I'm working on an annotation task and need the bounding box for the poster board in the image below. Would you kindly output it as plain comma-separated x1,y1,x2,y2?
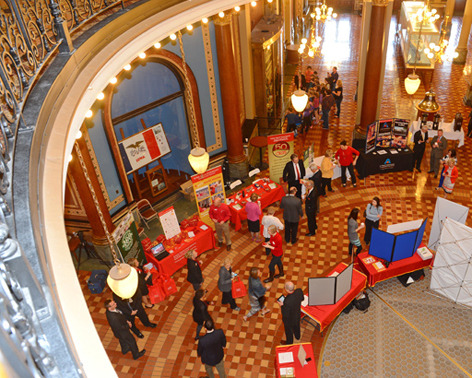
365,121,378,154
308,264,353,305
112,212,145,264
303,143,315,169
392,119,409,148
191,166,225,228
118,123,171,173
376,119,393,148
158,206,181,240
267,133,295,183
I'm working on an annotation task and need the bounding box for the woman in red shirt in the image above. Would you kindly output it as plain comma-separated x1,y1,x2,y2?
262,225,284,283
335,140,360,187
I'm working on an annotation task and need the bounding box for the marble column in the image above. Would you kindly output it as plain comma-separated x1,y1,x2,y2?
214,14,248,178
454,0,472,64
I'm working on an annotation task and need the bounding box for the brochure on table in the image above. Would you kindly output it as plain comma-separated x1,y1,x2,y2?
158,206,181,240
267,133,295,183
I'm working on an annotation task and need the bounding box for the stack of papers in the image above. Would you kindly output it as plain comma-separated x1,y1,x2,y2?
362,256,376,265
200,224,208,231
278,352,294,364
279,367,294,377
233,204,242,210
417,246,433,260
269,183,277,189
373,261,386,271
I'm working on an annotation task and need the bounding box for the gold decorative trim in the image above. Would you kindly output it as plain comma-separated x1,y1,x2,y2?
213,13,232,26
202,23,223,152
83,128,125,209
372,0,390,6
65,175,87,217
231,15,246,123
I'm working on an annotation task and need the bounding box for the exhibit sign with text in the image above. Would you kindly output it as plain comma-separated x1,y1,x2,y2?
376,119,393,148
118,123,171,173
392,119,410,148
112,212,145,263
267,133,295,183
191,166,225,228
158,206,181,240
365,122,378,154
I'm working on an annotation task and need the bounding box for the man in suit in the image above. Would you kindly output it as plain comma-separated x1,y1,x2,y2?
413,124,428,172
113,288,157,338
429,129,448,178
283,154,305,198
278,281,304,345
304,180,318,237
307,162,323,196
280,187,303,246
105,299,146,360
197,319,227,378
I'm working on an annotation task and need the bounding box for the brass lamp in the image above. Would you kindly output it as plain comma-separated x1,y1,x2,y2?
417,90,440,112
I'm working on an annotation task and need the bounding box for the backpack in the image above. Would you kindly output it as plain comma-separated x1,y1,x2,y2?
353,292,371,312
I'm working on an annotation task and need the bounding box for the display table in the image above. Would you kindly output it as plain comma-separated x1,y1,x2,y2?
301,263,367,332
410,121,464,148
355,244,433,287
228,179,285,231
275,343,317,378
357,148,414,178
144,221,215,276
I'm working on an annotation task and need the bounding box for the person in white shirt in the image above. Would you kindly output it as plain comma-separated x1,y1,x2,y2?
261,207,284,255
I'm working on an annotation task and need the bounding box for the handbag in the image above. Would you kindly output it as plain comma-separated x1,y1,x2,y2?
148,282,166,304
231,276,247,298
157,265,178,297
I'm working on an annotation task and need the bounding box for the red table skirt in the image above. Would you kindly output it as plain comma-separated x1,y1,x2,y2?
274,343,317,378
228,181,285,231
355,243,433,287
301,263,367,332
145,222,215,276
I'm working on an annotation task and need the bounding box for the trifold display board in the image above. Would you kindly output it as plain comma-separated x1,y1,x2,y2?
369,219,427,263
308,264,353,306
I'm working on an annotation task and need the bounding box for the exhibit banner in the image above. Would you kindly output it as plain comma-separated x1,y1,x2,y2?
113,212,145,264
303,143,315,169
376,119,393,148
365,122,378,154
158,206,181,240
267,133,295,183
118,123,171,173
392,119,410,148
191,166,225,228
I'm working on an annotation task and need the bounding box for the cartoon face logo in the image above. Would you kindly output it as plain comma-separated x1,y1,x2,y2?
272,142,290,158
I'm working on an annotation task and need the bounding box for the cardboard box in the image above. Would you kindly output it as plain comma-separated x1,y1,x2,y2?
180,180,195,201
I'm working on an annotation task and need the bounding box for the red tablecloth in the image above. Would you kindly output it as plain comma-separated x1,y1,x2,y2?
355,243,433,287
228,179,285,231
275,343,317,378
301,263,367,332
145,221,215,276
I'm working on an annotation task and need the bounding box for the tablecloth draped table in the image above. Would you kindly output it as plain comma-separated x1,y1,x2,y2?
355,243,433,287
274,342,317,378
410,121,464,148
356,148,414,178
144,221,215,276
300,263,367,333
228,179,285,231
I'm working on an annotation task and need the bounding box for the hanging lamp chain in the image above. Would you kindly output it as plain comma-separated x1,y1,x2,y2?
177,31,199,149
73,141,121,266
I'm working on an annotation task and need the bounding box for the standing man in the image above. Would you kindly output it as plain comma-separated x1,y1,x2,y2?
285,107,301,133
280,187,303,245
304,180,318,237
278,281,304,345
263,225,284,283
306,162,323,196
197,319,227,378
321,89,335,130
104,299,146,360
429,129,448,178
328,66,339,91
283,153,305,198
335,140,360,187
413,124,429,172
209,197,232,251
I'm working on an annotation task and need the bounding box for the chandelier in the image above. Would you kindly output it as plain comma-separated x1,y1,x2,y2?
412,1,440,24
298,11,323,57
313,0,337,22
424,18,458,63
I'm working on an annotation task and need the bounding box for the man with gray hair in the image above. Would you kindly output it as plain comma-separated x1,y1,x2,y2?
304,180,318,237
278,281,304,345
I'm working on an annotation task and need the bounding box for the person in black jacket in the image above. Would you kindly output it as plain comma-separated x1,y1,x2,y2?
217,259,240,311
186,249,203,290
192,289,212,340
278,281,304,345
104,299,145,360
282,154,305,198
197,319,227,378
304,180,318,237
113,288,157,338
128,258,153,308
413,124,429,172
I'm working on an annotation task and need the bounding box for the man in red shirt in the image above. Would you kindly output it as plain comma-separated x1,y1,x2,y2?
335,140,360,187
262,225,284,283
209,197,232,251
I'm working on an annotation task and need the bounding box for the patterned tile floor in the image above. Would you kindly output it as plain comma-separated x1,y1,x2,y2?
78,14,472,377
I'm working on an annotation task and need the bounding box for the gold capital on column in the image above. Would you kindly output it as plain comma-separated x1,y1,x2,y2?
214,13,233,26
372,0,389,6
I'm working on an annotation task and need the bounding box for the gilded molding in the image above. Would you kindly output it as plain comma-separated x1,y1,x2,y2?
214,13,232,26
64,175,87,217
372,0,390,6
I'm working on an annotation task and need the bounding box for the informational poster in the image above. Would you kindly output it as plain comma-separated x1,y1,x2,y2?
376,119,393,148
118,123,171,173
112,212,145,264
191,166,225,228
365,121,378,154
392,119,410,148
158,206,181,240
303,143,314,169
267,133,295,183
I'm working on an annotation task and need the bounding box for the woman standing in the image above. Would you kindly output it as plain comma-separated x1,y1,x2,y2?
186,249,203,291
263,225,284,283
245,193,262,242
436,149,457,190
217,258,240,311
348,208,365,256
332,79,343,118
442,158,459,197
321,149,336,195
261,207,284,255
364,197,383,245
192,289,212,340
127,258,153,308
243,267,271,322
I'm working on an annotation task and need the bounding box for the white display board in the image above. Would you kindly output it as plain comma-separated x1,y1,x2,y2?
430,218,472,308
386,219,423,234
428,197,469,251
